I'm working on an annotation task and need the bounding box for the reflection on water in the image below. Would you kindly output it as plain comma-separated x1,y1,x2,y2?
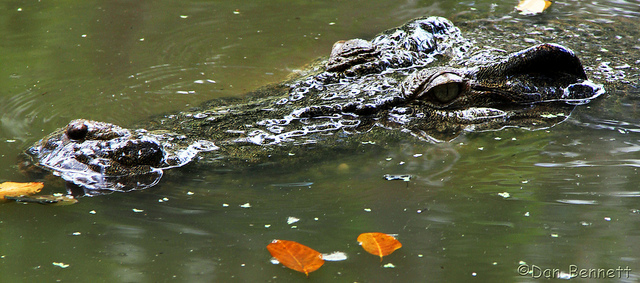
1,0,640,281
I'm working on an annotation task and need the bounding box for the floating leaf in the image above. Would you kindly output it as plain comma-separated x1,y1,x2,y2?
357,232,402,261
267,239,324,276
0,182,44,201
516,0,553,15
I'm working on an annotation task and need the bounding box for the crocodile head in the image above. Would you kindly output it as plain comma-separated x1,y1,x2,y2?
24,120,217,196
23,17,603,195
387,43,603,141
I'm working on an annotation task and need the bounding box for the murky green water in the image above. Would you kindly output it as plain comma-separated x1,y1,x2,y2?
1,0,640,281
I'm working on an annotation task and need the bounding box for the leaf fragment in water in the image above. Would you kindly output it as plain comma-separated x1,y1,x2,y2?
0,182,43,200
516,0,553,15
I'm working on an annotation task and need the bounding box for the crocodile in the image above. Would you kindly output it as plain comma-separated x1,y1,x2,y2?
23,16,604,196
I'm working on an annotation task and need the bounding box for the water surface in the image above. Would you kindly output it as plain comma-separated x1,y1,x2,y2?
1,0,640,281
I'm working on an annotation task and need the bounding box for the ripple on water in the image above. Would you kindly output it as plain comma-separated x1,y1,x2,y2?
577,116,640,134
0,90,60,143
607,191,640,198
269,182,314,188
536,159,640,168
125,63,218,108
581,0,640,19
556,190,640,206
556,199,599,205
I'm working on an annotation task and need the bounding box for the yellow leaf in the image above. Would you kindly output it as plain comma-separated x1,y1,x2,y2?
0,182,44,201
267,239,324,276
516,0,552,14
357,232,402,261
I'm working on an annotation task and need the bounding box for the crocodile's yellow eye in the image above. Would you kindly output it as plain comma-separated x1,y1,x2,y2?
426,73,463,103
431,82,460,103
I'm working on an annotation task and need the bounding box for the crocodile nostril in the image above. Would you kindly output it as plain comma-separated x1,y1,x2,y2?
66,121,89,140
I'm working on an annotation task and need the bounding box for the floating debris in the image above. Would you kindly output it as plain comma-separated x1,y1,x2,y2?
383,263,396,268
5,194,77,205
383,174,412,182
52,262,70,268
498,192,511,198
558,271,572,280
321,251,347,261
287,217,300,225
541,113,563,118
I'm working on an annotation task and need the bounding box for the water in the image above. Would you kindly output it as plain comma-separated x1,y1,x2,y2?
1,0,640,281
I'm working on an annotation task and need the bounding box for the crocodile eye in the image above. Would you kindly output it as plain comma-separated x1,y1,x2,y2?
424,73,464,104
66,121,88,140
431,82,460,103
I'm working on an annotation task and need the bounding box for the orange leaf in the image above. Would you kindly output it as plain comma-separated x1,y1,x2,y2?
267,239,324,276
516,0,553,14
0,182,44,201
357,232,402,261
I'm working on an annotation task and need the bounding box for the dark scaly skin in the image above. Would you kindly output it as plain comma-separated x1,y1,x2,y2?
22,17,604,196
